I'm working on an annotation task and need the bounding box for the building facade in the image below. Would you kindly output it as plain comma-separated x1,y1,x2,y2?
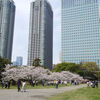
13,56,23,66
62,0,100,67
16,56,23,66
27,0,53,69
0,0,15,60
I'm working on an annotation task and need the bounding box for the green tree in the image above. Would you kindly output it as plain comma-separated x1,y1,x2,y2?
81,62,100,79
0,56,12,79
81,62,99,72
32,58,41,67
53,63,81,73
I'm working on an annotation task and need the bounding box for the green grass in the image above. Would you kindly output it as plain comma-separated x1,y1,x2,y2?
47,86,100,100
0,83,71,89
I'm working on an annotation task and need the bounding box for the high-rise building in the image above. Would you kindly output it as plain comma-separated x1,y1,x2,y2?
13,56,23,66
0,0,15,60
27,0,53,69
16,56,23,66
61,0,100,67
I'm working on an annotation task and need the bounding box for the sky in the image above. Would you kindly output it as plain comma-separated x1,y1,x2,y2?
12,0,61,65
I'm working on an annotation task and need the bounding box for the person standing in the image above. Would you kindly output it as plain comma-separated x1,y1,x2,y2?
90,81,93,88
95,81,98,88
36,81,38,86
42,80,45,86
56,80,58,89
17,80,21,92
8,81,11,89
32,80,35,87
87,81,90,87
93,81,96,88
1,80,4,88
22,81,26,92
5,81,8,88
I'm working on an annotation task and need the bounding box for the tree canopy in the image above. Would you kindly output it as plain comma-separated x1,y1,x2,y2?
53,62,100,80
2,65,83,82
80,62,100,79
81,62,99,72
32,58,41,67
53,63,81,73
0,56,12,79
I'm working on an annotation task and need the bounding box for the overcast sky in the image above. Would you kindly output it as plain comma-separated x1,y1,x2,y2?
12,0,61,65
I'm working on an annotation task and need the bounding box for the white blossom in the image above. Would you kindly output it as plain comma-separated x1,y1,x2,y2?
2,65,84,82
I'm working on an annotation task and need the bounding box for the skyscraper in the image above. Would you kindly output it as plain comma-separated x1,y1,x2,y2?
13,56,23,66
28,0,53,69
0,0,15,60
16,56,23,66
62,0,100,67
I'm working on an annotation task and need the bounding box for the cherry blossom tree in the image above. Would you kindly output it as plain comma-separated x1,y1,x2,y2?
2,65,84,82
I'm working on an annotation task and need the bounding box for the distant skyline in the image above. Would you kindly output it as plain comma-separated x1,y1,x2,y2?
12,0,61,65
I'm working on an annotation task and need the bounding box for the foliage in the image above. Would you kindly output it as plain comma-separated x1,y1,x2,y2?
0,56,12,79
81,62,99,72
80,62,100,79
32,58,41,67
53,62,100,80
53,63,81,73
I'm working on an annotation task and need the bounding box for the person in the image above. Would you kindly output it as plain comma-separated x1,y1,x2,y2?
8,81,11,89
5,81,8,88
87,81,90,87
74,80,77,85
32,80,35,87
54,80,56,86
42,80,45,86
17,80,21,92
1,80,4,88
90,81,93,88
36,81,38,86
22,81,26,92
95,81,98,88
64,81,67,86
56,80,58,89
93,81,95,88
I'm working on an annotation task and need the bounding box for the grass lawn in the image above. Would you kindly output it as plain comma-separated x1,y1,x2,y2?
0,83,71,89
47,85,100,100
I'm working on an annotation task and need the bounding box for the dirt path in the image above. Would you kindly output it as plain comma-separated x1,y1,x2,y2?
0,85,86,100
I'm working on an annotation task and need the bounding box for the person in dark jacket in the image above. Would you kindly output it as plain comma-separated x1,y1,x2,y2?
17,80,21,92
95,81,98,88
5,81,8,88
8,81,11,89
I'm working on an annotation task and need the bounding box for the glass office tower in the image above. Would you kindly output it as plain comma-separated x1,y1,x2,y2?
62,0,100,67
0,0,16,60
27,0,53,69
16,56,23,66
